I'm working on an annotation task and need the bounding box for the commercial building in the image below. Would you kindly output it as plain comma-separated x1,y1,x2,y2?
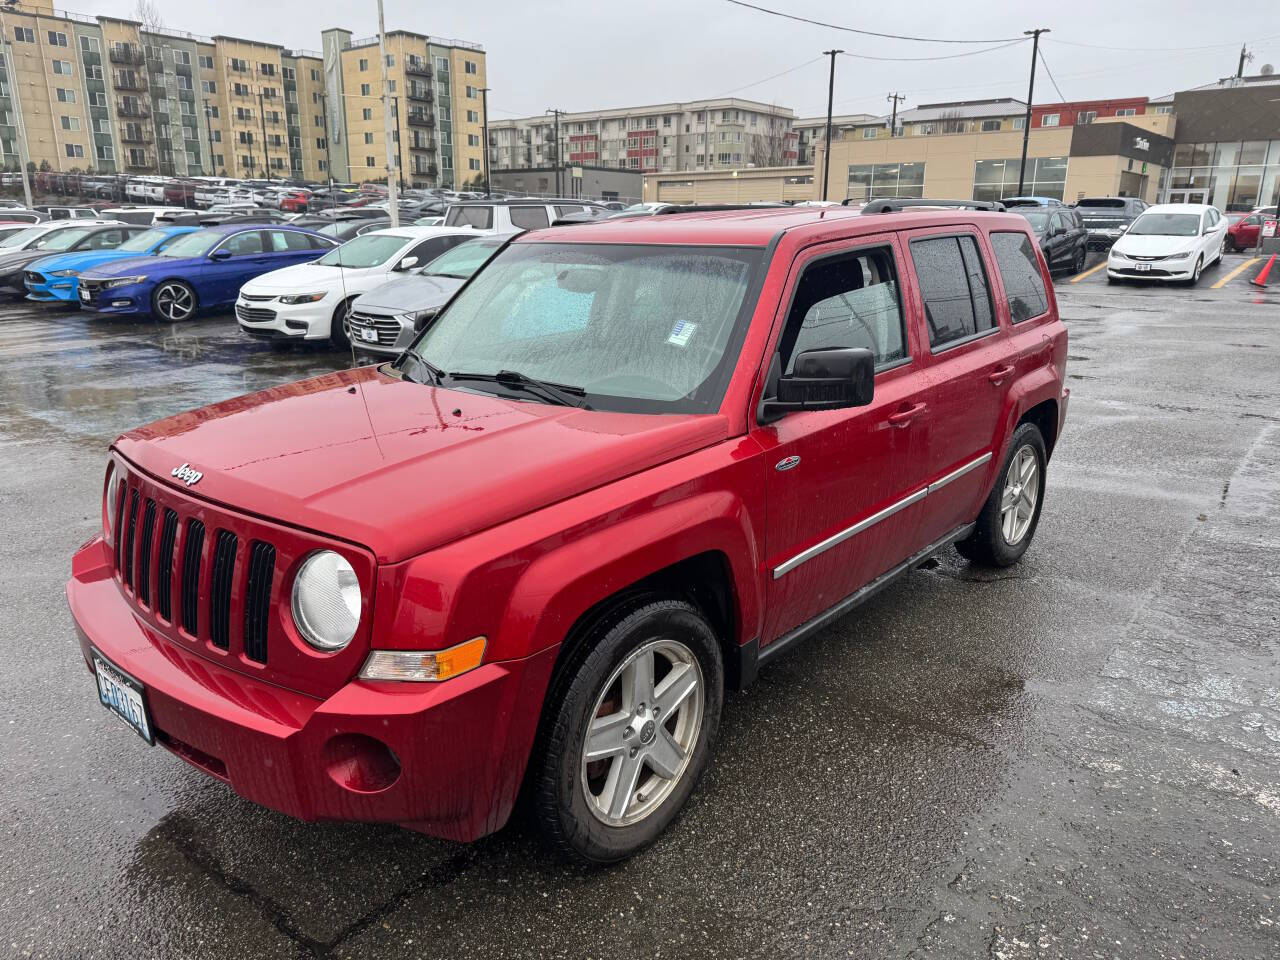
487,165,642,203
0,0,484,187
487,98,797,177
793,113,875,164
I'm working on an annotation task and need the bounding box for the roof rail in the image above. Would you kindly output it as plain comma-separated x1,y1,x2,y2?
653,202,792,215
849,198,1007,213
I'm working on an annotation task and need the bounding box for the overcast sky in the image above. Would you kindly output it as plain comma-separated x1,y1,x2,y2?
97,0,1280,120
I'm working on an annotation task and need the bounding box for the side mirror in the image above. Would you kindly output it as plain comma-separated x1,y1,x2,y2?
759,348,875,423
396,256,418,271
208,248,232,261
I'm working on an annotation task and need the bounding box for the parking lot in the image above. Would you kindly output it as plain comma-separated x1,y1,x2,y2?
2,249,1279,959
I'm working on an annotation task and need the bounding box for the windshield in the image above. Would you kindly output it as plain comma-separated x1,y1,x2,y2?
405,242,763,414
619,203,662,214
34,227,96,251
315,233,410,268
1014,210,1050,231
0,226,46,249
1077,198,1126,209
158,230,222,258
1127,213,1200,237
118,228,169,253
422,238,502,278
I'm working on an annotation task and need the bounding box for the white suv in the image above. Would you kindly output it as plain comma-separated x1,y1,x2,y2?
443,200,600,233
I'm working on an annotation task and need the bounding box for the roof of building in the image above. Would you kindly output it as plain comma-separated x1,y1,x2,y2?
793,113,878,130
896,98,1028,123
489,97,796,128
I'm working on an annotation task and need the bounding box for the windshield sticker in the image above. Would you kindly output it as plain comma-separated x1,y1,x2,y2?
667,320,697,347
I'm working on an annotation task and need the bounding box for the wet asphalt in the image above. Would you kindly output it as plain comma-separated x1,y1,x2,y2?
1,253,1278,959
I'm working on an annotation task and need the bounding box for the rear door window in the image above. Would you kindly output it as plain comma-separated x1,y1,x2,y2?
910,235,997,349
267,229,313,252
779,245,909,372
445,206,494,229
217,230,266,256
405,234,469,267
509,206,551,230
989,231,1049,323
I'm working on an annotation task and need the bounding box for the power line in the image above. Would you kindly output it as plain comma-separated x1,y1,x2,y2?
838,38,1027,63
722,0,1024,44
714,55,825,97
1045,33,1280,53
1037,46,1066,103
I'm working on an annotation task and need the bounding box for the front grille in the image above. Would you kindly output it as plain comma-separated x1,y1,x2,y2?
209,531,238,650
1127,254,1169,262
236,303,277,322
25,271,43,284
80,278,104,303
180,518,205,636
239,293,276,302
243,541,275,664
1114,267,1175,277
347,310,404,346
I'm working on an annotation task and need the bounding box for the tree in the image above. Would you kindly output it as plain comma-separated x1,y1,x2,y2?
749,115,792,168
39,159,51,172
135,0,164,33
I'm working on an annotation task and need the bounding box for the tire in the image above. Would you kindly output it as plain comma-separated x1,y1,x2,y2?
330,297,355,348
1072,247,1086,274
1186,255,1204,286
956,422,1048,568
151,280,197,321
531,599,724,865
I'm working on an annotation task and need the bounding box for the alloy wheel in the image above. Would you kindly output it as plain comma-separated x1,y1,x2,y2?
999,445,1039,546
1192,256,1203,283
580,638,704,827
154,282,195,321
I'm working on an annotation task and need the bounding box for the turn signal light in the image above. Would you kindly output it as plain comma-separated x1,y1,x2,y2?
358,636,487,682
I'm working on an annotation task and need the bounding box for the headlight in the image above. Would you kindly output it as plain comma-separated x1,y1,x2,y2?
103,462,118,546
51,269,77,277
291,550,362,651
1167,251,1191,260
104,275,145,288
279,291,326,304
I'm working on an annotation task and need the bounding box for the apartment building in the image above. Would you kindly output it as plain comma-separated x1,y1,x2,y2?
488,97,798,177
0,0,484,187
792,113,876,164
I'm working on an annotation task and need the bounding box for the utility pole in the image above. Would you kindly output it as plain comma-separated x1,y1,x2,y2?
258,90,270,181
391,95,404,191
318,90,335,210
1017,28,1048,196
480,86,490,197
546,108,562,196
1,25,33,206
1237,44,1251,78
376,0,399,225
203,98,216,175
887,93,905,139
821,49,842,201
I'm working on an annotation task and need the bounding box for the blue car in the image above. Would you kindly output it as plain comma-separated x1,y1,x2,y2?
77,223,338,321
25,225,199,303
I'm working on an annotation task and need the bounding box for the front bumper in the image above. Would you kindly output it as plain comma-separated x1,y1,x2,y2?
346,307,417,360
236,295,336,341
1106,255,1196,281
78,280,151,315
68,536,557,842
0,270,27,297
25,273,79,302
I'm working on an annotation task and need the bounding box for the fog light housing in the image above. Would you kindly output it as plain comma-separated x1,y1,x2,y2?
322,733,401,793
359,636,486,682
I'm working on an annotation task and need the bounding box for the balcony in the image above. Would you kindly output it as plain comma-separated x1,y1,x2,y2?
408,139,435,153
407,85,433,103
109,46,144,66
412,164,438,178
125,153,153,170
404,58,431,77
119,128,153,145
112,72,147,91
116,100,152,119
406,112,434,128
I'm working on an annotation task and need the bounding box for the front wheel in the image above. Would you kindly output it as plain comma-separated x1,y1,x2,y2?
957,422,1048,567
532,599,723,864
1072,247,1087,274
152,280,197,321
330,297,355,348
1187,254,1204,286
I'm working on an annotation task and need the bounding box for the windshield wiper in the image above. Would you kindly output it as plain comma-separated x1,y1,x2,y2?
445,369,590,409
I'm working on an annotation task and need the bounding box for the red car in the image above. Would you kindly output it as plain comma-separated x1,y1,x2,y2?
69,203,1068,863
1226,209,1273,252
279,190,310,213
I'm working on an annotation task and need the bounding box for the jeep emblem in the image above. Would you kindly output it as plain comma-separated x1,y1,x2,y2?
171,463,203,486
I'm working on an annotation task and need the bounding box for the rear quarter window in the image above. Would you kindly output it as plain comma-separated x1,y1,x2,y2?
509,206,551,230
989,231,1049,323
445,206,493,230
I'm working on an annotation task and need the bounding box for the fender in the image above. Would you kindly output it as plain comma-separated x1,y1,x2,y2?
999,361,1063,468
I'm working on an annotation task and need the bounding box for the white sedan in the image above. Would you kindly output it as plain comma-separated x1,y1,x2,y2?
235,226,476,347
1107,203,1228,285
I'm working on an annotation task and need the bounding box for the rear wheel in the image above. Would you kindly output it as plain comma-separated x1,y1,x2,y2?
151,280,197,321
532,599,723,864
957,422,1047,567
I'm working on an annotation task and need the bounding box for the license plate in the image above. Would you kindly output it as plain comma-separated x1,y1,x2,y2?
91,649,154,744
359,327,378,342
1135,263,1151,272
79,287,90,300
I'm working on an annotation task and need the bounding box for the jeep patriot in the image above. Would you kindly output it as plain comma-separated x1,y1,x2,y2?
69,204,1068,863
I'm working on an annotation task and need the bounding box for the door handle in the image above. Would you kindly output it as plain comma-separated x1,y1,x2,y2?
887,402,926,427
988,365,1015,384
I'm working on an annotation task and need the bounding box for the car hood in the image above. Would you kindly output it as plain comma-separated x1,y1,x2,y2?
1111,235,1200,258
28,248,138,275
113,365,729,564
352,273,464,313
0,248,65,271
241,261,367,294
80,254,199,279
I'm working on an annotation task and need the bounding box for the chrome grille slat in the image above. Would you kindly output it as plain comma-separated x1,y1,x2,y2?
236,303,277,322
348,311,404,345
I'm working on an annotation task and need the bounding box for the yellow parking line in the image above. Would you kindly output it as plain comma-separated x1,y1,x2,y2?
1069,260,1108,283
1212,257,1259,289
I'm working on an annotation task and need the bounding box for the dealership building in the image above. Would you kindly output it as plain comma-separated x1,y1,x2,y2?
643,78,1280,211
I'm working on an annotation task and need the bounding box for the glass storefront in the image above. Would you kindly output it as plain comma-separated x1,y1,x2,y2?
972,156,1068,202
847,162,925,201
1164,140,1280,210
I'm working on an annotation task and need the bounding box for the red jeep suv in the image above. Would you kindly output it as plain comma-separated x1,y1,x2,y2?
69,202,1068,863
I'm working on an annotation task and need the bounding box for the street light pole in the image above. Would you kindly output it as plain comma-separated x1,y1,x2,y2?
821,49,843,202
391,95,404,191
318,90,335,211
203,97,216,175
376,0,399,226
258,90,271,181
546,108,562,196
1016,28,1048,196
480,86,490,197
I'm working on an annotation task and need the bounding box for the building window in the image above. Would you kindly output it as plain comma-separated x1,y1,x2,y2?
464,60,477,74
361,83,371,96
173,50,190,65
468,133,479,146
230,57,247,72
385,54,394,67
1078,111,1096,125
52,59,73,76
916,122,935,136
366,156,376,167
981,119,1002,132
466,110,479,123
847,161,927,201
13,27,34,43
199,55,215,69
862,127,877,139
972,156,1068,202
364,131,374,144
1116,107,1137,117
1012,117,1026,130
362,107,372,120
64,143,84,158
97,144,114,161
208,105,219,118
48,30,67,47
465,85,476,98
469,157,480,170
359,58,369,71
60,116,80,131
202,80,216,93
80,36,100,53
56,88,76,103
1040,113,1059,127
1152,105,1172,115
